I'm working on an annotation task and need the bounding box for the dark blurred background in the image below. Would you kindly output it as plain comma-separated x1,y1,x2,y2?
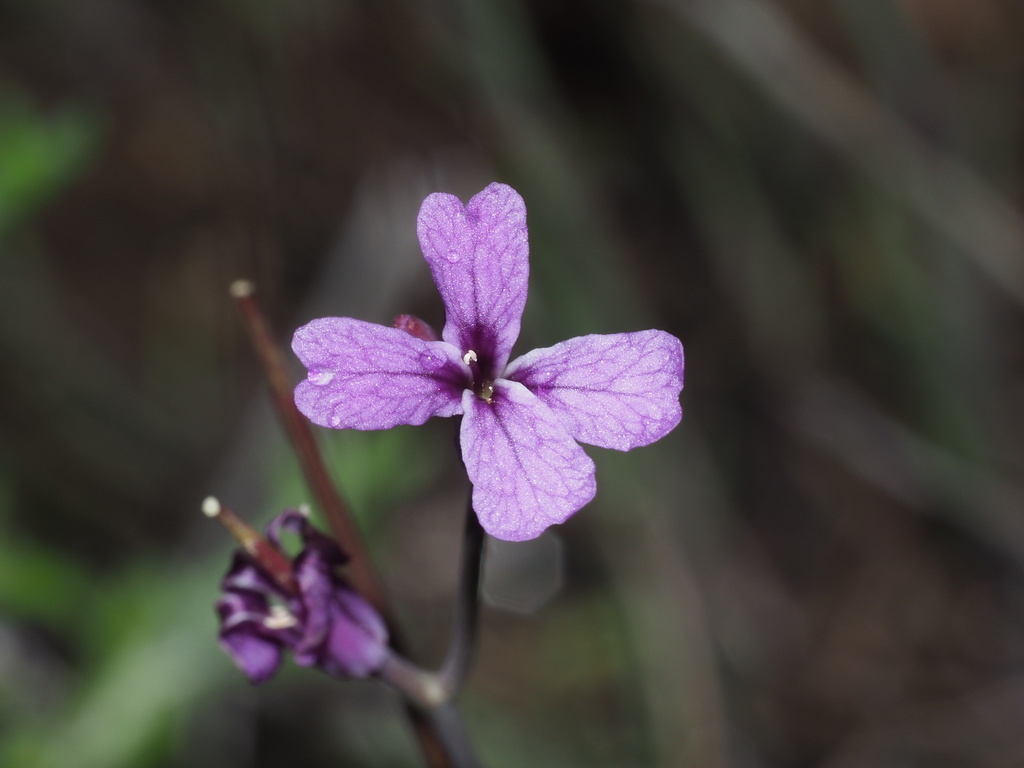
3,0,1024,765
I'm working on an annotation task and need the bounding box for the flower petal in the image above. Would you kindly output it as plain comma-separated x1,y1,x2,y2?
504,331,684,451
216,589,294,685
460,381,596,541
317,590,389,678
292,317,467,430
416,183,529,374
292,547,334,659
220,553,282,598
218,626,284,684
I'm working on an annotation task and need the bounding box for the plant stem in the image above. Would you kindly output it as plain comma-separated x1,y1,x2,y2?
377,493,485,767
230,280,387,614
424,704,482,768
377,494,485,705
437,494,485,696
229,280,479,768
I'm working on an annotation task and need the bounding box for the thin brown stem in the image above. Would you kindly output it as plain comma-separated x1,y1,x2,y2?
230,280,387,615
202,496,299,595
229,280,474,768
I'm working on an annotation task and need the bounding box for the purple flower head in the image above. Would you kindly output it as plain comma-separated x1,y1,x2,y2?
293,183,684,541
216,509,388,684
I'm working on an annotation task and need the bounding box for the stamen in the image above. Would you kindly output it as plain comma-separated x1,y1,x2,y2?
202,496,299,595
202,496,222,518
460,349,494,403
264,605,299,630
229,279,255,299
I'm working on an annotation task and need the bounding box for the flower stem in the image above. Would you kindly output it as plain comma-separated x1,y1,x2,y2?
438,494,485,696
424,704,482,768
378,494,485,706
376,494,485,767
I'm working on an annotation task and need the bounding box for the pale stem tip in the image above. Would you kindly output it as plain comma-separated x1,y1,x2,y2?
201,496,222,518
229,279,255,299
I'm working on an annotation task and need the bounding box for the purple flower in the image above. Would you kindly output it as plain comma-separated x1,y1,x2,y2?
216,509,388,684
292,183,684,541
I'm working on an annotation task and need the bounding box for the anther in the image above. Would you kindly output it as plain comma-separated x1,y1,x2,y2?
202,497,299,595
463,350,478,365
264,605,299,630
229,279,255,299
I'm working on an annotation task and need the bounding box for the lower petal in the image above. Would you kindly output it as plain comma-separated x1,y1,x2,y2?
460,380,596,541
219,628,283,684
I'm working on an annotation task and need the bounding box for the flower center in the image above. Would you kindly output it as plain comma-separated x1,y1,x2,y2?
462,349,495,404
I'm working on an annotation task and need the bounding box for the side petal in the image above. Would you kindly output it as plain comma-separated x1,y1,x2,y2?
292,543,334,659
220,552,281,598
218,627,284,684
504,331,684,451
460,381,596,542
317,589,389,679
292,317,468,430
216,592,290,684
416,183,529,374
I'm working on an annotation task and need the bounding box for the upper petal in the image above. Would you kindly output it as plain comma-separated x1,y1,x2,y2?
504,331,684,451
460,380,596,542
220,552,282,598
292,317,468,430
416,183,529,374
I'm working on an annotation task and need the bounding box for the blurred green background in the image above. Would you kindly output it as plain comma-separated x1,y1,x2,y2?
3,0,1024,765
